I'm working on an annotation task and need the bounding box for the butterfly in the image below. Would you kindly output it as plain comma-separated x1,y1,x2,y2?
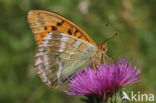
27,10,112,88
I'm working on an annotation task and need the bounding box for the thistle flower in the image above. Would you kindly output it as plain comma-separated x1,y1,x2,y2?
65,58,142,103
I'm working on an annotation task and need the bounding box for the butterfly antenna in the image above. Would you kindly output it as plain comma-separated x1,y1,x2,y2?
104,24,109,35
106,24,109,28
105,32,118,42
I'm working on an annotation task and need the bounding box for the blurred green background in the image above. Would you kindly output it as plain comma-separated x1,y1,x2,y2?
0,0,155,103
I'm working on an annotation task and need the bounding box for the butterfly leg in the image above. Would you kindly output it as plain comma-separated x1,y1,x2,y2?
102,52,116,64
91,60,98,70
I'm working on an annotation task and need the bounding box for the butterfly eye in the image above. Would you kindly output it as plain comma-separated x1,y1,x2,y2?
102,47,105,51
102,43,108,53
102,45,106,51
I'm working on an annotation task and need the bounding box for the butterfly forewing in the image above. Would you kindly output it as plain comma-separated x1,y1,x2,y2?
35,32,97,88
27,10,97,46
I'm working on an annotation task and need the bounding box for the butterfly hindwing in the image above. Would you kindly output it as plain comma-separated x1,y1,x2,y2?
35,32,97,88
27,10,97,46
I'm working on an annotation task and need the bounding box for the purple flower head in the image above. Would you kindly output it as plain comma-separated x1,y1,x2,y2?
65,58,142,101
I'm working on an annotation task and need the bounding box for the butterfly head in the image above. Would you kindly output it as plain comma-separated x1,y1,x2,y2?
98,41,108,53
98,33,118,53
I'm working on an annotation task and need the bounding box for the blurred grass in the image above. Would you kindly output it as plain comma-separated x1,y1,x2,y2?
0,0,155,103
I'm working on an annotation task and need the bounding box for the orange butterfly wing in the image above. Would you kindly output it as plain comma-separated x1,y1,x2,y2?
27,10,97,47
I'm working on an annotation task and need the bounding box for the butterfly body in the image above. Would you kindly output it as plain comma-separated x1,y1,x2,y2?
27,10,108,88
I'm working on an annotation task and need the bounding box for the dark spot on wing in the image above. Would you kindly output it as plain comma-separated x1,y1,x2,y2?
78,35,82,38
62,20,64,23
44,27,47,30
51,26,57,31
68,28,72,35
74,29,79,35
57,22,62,26
57,20,64,26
